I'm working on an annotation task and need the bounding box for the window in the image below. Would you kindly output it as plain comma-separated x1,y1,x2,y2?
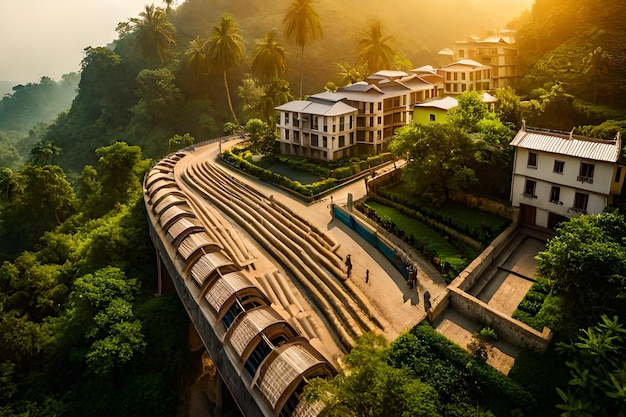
550,186,560,203
338,135,345,147
527,152,537,168
294,131,299,143
285,130,290,141
284,113,289,125
429,114,436,122
312,116,318,130
553,160,564,174
524,179,536,198
578,162,595,183
573,192,589,213
615,166,623,183
243,338,272,376
322,136,328,148
311,134,319,147
339,116,345,131
459,50,465,58
221,301,244,330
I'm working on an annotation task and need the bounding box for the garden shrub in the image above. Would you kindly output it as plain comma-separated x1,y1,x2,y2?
332,166,353,179
390,325,536,414
222,150,337,197
511,277,557,331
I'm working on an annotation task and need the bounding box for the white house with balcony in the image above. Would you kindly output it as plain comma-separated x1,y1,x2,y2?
510,123,624,229
275,97,358,161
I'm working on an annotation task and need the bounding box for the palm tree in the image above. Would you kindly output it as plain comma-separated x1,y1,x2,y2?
583,46,609,104
130,4,176,65
204,13,245,124
336,62,367,86
162,0,176,14
0,167,22,203
185,35,207,79
251,29,288,83
356,21,397,75
29,141,61,165
283,0,323,98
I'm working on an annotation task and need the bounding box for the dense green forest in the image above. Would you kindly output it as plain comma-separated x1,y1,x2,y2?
1,0,625,416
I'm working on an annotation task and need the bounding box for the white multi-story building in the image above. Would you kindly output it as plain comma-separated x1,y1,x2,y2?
275,69,443,160
275,97,358,161
510,123,624,229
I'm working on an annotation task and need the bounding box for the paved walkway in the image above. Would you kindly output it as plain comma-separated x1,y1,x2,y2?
190,139,546,374
197,139,448,343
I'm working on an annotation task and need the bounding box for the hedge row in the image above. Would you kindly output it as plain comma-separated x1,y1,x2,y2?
390,324,536,414
274,152,395,180
222,150,337,196
355,202,467,282
377,187,507,245
512,278,554,331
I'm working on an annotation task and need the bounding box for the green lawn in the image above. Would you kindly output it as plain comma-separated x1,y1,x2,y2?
383,181,511,243
364,200,472,277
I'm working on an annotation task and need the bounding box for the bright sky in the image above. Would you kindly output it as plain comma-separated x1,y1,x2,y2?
1,0,153,84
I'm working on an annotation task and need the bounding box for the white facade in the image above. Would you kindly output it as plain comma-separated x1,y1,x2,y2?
510,124,623,229
275,98,358,161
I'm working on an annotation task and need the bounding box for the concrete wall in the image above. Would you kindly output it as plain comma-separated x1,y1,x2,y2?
449,191,519,222
448,286,552,352
445,224,553,352
451,222,519,292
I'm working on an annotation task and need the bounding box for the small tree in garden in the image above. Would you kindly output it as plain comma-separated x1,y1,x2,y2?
468,327,497,362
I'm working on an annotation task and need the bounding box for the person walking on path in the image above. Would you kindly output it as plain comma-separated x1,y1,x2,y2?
407,263,417,289
345,254,352,279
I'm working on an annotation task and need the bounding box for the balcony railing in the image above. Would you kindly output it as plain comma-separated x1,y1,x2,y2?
569,207,587,214
577,175,593,184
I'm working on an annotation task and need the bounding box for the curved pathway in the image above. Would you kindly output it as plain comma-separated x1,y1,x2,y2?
174,140,448,345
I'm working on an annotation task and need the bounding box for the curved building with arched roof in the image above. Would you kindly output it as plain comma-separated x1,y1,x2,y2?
144,152,336,417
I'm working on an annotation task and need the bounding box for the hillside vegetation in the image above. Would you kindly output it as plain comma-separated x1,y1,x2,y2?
0,0,625,416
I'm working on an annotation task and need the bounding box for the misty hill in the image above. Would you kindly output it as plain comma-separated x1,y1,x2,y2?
0,80,17,97
0,74,80,132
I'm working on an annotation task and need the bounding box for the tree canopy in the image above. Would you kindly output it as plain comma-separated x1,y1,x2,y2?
389,123,477,206
536,210,626,333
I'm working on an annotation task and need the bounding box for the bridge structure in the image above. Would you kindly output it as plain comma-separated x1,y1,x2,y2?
142,141,407,417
